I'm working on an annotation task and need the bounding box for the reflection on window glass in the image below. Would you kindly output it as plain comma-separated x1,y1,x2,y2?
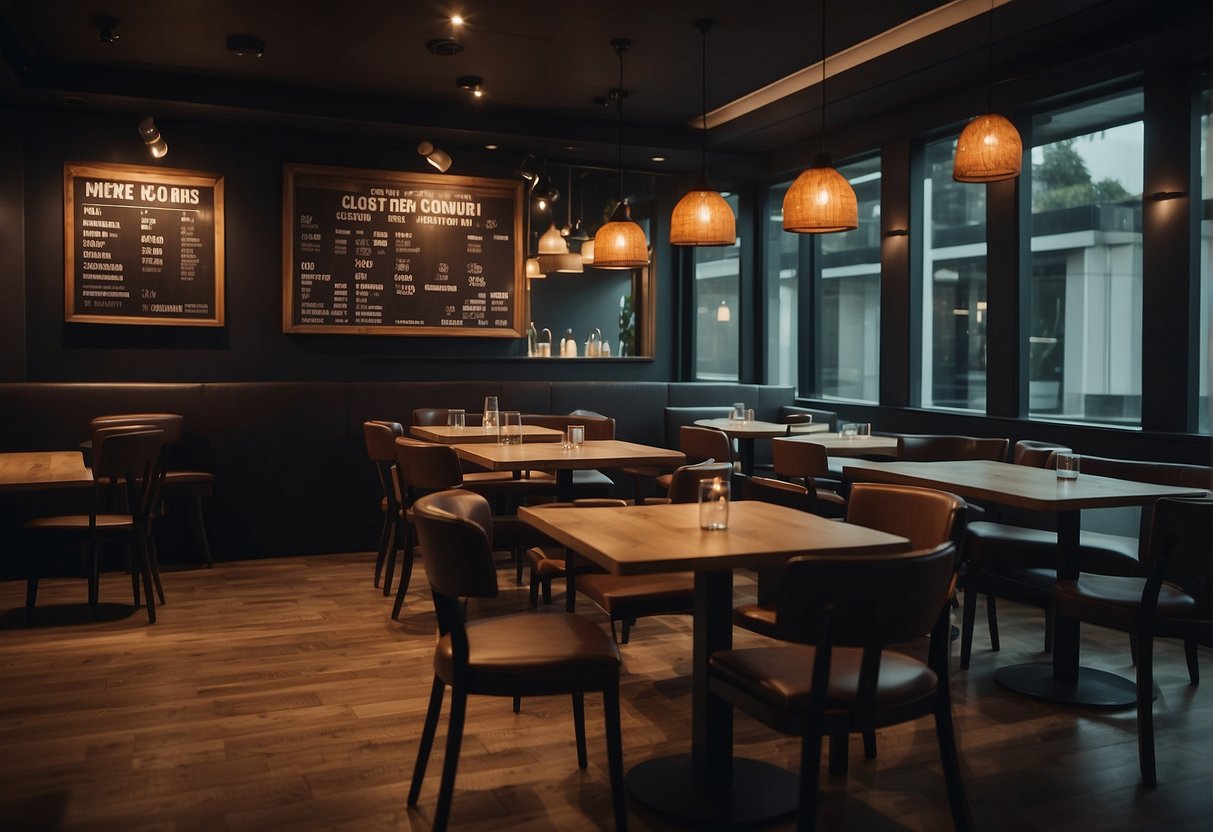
1028,90,1143,426
695,193,740,380
1200,108,1210,434
922,135,987,411
815,156,881,402
766,183,798,389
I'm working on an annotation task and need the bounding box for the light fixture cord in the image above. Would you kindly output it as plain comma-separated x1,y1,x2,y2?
986,0,994,112
616,44,625,203
820,2,826,157
700,23,708,179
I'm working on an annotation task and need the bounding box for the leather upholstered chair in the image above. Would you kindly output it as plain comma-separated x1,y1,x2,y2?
708,543,972,831
407,489,626,832
363,420,406,595
896,434,1010,462
23,426,166,624
89,412,215,567
525,499,628,608
770,437,847,518
520,412,616,498
1054,496,1212,786
628,425,732,505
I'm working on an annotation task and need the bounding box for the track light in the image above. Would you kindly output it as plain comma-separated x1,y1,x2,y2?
137,117,168,159
457,75,484,98
417,141,452,173
533,178,559,213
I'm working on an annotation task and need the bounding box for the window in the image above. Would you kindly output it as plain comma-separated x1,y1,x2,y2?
813,155,881,402
1027,90,1143,426
922,135,988,411
1200,106,1210,434
766,182,798,389
694,193,740,380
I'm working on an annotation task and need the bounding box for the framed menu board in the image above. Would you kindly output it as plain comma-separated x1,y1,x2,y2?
282,163,524,337
64,162,224,326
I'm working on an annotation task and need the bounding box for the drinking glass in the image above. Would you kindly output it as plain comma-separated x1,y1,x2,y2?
1055,449,1080,480
698,476,730,530
840,423,858,438
731,402,746,423
482,396,499,430
853,422,872,438
566,424,585,447
447,408,465,429
498,410,522,445
744,408,755,424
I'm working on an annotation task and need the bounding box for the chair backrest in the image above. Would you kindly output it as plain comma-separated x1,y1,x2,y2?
94,426,166,521
771,437,831,481
364,420,404,461
1146,497,1213,584
774,543,957,647
522,413,615,440
680,425,732,465
896,434,1010,462
780,406,838,432
412,489,498,602
666,461,734,504
783,413,818,435
744,476,815,512
394,436,463,497
1013,440,1069,467
413,407,482,428
846,483,967,550
90,412,184,445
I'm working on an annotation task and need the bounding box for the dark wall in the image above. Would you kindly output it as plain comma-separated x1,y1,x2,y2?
10,105,677,384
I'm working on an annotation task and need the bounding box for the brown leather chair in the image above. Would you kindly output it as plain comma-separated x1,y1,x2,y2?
525,498,628,608
771,436,847,518
362,420,406,595
89,412,215,567
1054,496,1212,786
408,489,626,832
961,454,1211,669
23,426,166,624
896,434,1010,462
629,425,733,505
743,476,818,513
520,412,616,498
708,543,972,831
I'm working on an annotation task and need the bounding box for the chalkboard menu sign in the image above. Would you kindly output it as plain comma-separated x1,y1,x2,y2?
282,163,524,337
64,162,224,326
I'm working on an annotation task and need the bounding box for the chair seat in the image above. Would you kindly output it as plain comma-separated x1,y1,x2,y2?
577,572,694,617
161,469,214,497
709,644,938,711
1055,574,1197,621
732,603,778,638
435,610,620,689
965,521,1141,575
24,514,135,532
526,546,568,579
461,470,556,497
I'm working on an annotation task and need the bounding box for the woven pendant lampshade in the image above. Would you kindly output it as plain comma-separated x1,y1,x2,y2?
782,153,858,234
953,113,1022,182
593,202,649,269
671,180,736,246
537,222,583,273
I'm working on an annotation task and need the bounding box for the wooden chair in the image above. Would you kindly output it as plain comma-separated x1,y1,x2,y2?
89,412,215,567
363,420,406,595
708,542,972,831
896,434,1010,462
23,426,166,624
629,425,732,505
771,436,847,518
1054,496,1212,785
520,412,616,498
408,489,626,832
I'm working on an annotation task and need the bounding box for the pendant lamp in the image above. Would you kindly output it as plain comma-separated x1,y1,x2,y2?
953,2,1022,182
592,38,649,269
579,237,596,265
781,3,857,234
670,19,736,247
537,221,583,274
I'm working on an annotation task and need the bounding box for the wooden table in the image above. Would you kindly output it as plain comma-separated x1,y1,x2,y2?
0,451,92,492
410,424,564,444
787,431,899,458
694,417,827,475
518,500,910,826
840,459,1207,707
454,439,684,502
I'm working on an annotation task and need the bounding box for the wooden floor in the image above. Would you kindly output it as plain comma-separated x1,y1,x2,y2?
0,553,1209,832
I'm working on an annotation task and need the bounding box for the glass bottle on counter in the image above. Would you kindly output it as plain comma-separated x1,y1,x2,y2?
585,328,602,357
538,327,552,357
527,321,537,357
561,328,577,357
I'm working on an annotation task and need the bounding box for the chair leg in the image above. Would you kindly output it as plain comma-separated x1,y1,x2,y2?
88,538,100,608
828,732,849,775
515,547,524,587
1043,604,1054,654
382,523,399,599
130,542,141,608
798,729,824,831
602,683,628,832
1136,632,1157,787
1129,633,1138,667
529,573,541,608
1184,639,1199,685
572,693,588,769
960,587,978,669
408,676,445,806
190,496,214,567
390,525,415,621
147,534,166,606
433,685,468,832
373,512,391,589
513,696,521,714
541,578,553,606
863,730,877,759
620,618,634,645
134,535,157,624
986,594,1000,652
934,691,973,831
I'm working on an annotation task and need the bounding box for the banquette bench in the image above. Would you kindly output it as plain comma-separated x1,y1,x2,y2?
0,381,812,560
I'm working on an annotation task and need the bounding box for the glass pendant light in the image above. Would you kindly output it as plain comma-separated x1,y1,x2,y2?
670,19,735,247
952,2,1022,183
781,3,858,234
537,219,582,274
592,38,649,269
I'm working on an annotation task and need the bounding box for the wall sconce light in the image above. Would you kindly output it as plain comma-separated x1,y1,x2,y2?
417,141,452,172
716,300,731,322
1147,191,1187,201
885,228,909,237
457,75,484,98
138,117,168,158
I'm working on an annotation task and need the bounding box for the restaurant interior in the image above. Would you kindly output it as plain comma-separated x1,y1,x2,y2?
0,0,1210,829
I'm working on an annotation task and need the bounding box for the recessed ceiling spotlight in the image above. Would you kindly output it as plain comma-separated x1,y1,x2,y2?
457,75,484,97
226,34,264,58
426,37,463,56
650,156,666,162
451,14,464,26
563,145,583,152
93,14,119,43
484,144,499,150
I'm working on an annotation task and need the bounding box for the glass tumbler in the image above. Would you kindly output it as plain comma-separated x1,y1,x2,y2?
498,410,522,445
1055,449,1080,479
482,396,499,430
698,476,730,530
447,408,465,429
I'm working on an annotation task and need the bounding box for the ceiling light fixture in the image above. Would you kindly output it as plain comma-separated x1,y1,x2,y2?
225,34,264,58
457,75,484,98
417,140,452,172
537,221,582,274
592,38,649,270
952,2,1021,182
137,117,168,158
670,19,736,247
450,14,464,26
716,300,731,322
781,3,857,234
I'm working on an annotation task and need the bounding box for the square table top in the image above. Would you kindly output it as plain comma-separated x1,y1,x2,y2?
694,417,829,438
410,424,564,444
0,451,93,492
518,500,910,576
787,432,899,457
840,458,1207,512
454,439,684,473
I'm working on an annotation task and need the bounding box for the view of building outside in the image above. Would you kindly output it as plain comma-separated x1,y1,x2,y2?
766,183,799,390
922,134,988,411
1200,109,1210,434
813,156,881,402
694,193,741,380
1027,91,1143,425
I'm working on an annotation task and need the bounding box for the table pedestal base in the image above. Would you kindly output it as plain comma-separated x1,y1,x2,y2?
995,663,1157,708
625,753,798,827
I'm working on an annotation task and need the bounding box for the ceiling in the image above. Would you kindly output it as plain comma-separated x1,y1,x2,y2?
0,0,1206,178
